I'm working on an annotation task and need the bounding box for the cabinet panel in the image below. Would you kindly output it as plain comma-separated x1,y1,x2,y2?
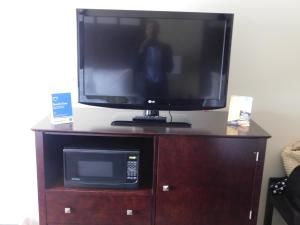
46,191,152,225
156,136,259,225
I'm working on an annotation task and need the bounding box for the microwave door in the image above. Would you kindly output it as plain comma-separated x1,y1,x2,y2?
64,149,128,187
78,157,127,183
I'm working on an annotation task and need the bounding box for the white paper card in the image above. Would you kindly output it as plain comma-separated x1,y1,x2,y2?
227,95,253,126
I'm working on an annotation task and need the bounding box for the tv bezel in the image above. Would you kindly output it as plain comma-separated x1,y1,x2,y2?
77,9,234,111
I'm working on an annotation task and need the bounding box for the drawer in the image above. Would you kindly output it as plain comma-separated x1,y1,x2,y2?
46,191,152,225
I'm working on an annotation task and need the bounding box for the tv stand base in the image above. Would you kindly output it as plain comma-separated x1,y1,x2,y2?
111,120,191,128
111,110,191,127
133,115,167,123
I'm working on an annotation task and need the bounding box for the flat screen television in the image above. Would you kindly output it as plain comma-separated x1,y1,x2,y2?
77,9,234,114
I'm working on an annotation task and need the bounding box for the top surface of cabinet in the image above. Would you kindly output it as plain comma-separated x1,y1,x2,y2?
32,108,270,138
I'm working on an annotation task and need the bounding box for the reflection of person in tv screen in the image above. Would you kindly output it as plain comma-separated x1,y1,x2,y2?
135,20,173,98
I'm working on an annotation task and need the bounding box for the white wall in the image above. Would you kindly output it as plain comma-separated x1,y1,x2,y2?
0,0,299,224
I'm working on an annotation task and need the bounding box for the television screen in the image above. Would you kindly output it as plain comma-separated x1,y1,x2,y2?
77,9,233,110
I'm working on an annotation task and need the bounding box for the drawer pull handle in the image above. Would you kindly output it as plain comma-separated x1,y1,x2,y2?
162,185,170,192
64,207,71,214
126,209,133,216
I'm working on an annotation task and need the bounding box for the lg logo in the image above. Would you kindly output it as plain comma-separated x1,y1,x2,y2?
148,100,156,104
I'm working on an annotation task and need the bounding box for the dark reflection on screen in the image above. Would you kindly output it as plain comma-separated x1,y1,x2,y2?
82,16,226,100
134,20,173,98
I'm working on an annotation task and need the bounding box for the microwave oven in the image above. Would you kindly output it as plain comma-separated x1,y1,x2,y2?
63,148,140,189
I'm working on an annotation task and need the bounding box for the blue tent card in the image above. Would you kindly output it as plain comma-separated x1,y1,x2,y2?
51,93,73,124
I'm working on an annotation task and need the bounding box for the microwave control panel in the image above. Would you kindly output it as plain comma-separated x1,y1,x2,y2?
126,155,139,183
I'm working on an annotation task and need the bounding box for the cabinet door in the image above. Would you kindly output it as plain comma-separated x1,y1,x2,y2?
156,136,259,225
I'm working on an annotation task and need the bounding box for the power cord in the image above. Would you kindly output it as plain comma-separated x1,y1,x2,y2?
168,104,173,123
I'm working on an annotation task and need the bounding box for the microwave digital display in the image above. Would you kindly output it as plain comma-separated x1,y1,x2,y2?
63,148,140,189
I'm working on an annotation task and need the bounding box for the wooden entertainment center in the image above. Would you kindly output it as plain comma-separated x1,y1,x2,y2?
33,108,270,225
